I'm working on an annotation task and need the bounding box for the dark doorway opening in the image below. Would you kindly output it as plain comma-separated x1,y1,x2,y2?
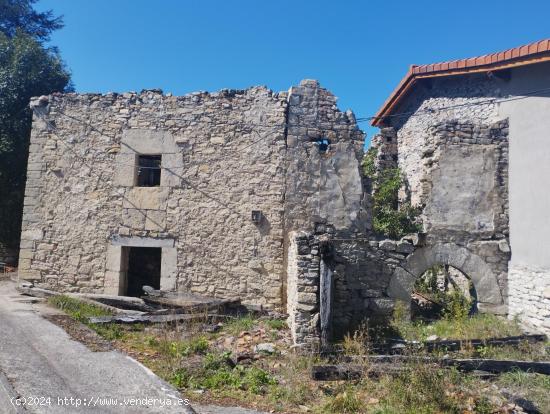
126,247,161,297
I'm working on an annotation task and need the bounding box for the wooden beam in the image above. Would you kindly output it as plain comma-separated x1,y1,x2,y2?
373,334,547,354
312,356,550,381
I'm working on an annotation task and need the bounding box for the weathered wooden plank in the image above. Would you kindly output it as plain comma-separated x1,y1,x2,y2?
312,364,410,381
443,358,550,375
374,334,547,354
88,313,216,325
313,356,550,380
311,365,363,381
369,355,550,375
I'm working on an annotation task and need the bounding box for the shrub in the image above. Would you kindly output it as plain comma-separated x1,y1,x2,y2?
91,323,125,340
202,351,232,370
196,352,276,394
442,290,472,320
200,368,242,390
171,368,191,388
361,147,377,178
362,149,420,239
371,169,420,239
160,336,209,358
380,365,466,414
342,322,370,356
242,367,277,394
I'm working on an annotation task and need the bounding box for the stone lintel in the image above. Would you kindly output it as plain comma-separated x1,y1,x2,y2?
110,236,175,248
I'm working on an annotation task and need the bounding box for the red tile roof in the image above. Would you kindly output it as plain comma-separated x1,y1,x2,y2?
372,39,550,126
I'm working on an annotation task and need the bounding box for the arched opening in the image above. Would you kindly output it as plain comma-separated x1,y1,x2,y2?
411,264,477,320
388,243,504,315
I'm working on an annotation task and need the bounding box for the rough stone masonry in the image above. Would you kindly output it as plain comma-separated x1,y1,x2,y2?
19,80,366,313
20,75,529,345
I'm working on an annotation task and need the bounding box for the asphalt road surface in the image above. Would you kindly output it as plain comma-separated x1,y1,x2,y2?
0,278,264,414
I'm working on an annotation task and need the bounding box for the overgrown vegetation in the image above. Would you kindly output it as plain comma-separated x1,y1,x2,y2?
48,296,549,413
374,365,474,414
48,295,125,340
413,265,475,320
497,371,550,412
391,300,523,341
362,147,420,239
48,295,113,322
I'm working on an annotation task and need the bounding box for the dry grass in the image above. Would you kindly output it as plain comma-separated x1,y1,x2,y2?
497,370,550,412
48,296,549,414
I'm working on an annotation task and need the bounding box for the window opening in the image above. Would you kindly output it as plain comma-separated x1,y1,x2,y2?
137,155,161,187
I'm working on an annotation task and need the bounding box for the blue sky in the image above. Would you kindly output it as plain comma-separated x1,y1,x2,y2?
37,0,550,143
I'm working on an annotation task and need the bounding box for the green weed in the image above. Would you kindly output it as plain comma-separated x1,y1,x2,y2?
223,315,257,335
264,318,286,330
48,295,113,323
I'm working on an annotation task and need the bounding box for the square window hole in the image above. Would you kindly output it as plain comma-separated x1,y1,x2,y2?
137,155,161,187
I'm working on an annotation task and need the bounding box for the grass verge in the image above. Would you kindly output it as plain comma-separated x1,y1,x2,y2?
47,296,549,413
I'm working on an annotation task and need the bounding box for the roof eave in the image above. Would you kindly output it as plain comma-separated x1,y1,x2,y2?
372,42,550,127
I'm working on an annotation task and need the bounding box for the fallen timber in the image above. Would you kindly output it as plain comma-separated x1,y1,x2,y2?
369,355,550,375
87,313,221,325
374,334,547,354
312,355,550,381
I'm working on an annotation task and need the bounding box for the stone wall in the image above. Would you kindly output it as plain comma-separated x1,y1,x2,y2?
387,74,501,207
330,237,413,337
508,264,550,332
284,80,366,235
369,127,398,173
285,97,511,342
20,87,288,307
381,75,511,316
421,119,510,308
377,69,550,333
286,231,321,346
19,80,366,311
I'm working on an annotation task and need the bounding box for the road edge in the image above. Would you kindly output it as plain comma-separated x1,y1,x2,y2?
0,368,25,414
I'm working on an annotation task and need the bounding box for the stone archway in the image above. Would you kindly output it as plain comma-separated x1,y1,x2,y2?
387,243,505,314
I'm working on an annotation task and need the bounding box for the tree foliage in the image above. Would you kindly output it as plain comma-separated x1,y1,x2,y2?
0,0,63,41
362,149,420,239
0,1,70,248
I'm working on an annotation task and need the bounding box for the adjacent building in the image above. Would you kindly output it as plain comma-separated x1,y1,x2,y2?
372,39,550,332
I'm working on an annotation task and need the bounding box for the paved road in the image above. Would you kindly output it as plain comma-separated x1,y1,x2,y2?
0,279,263,414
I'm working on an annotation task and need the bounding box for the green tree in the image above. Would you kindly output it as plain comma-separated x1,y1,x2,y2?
0,1,70,251
1,0,62,41
362,149,420,239
370,167,420,239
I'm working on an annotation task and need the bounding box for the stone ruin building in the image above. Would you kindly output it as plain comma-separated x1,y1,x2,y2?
371,39,550,335
19,80,368,345
18,39,550,345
